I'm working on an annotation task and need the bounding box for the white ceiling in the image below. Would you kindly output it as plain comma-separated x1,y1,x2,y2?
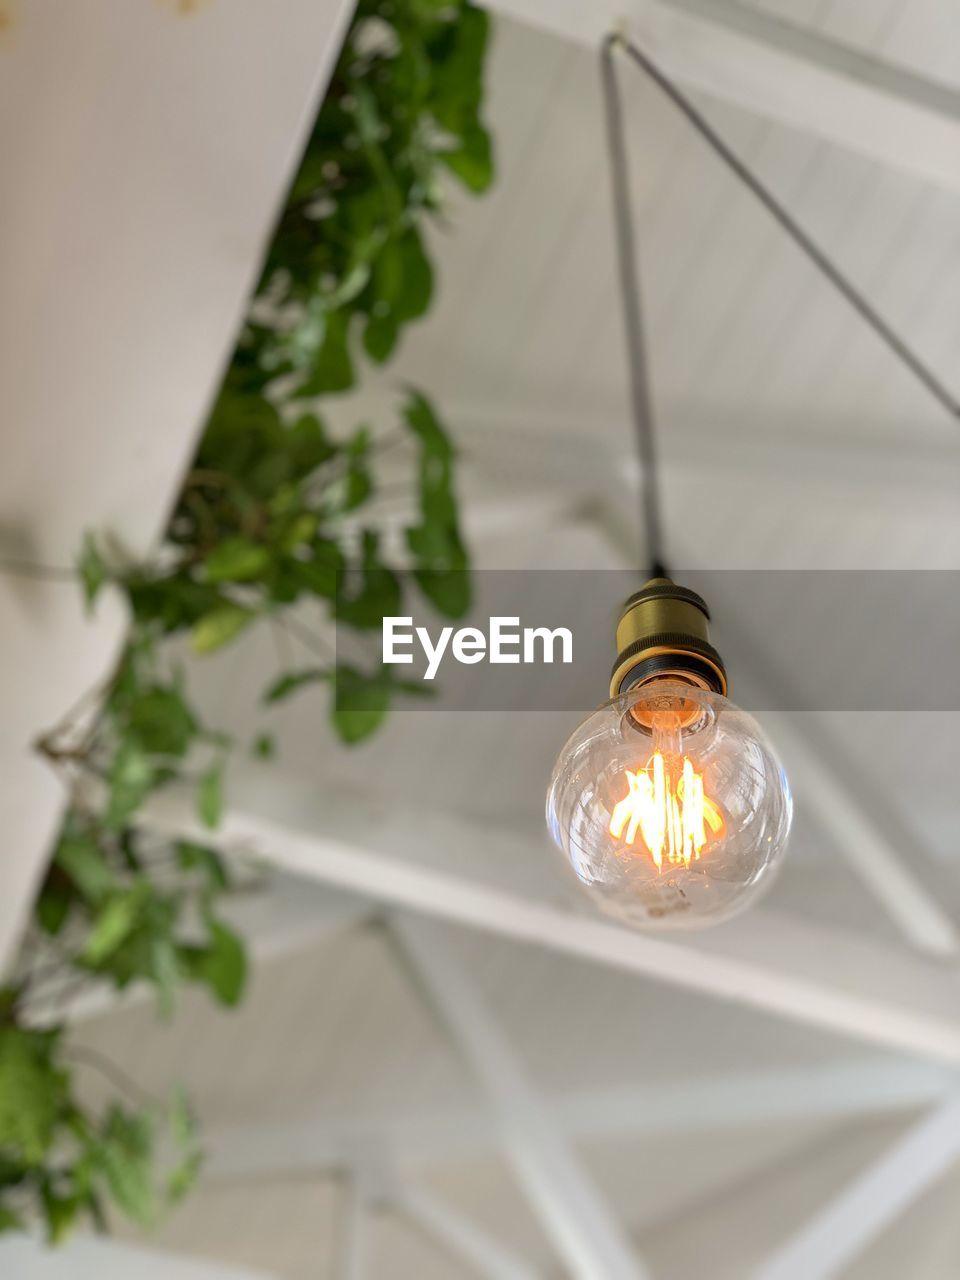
4,1,960,1277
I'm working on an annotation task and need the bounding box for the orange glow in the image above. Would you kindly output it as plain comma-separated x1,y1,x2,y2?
608,752,724,869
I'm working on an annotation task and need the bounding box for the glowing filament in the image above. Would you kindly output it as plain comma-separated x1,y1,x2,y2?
608,753,723,868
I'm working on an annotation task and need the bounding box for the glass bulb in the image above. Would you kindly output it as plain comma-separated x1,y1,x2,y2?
546,680,791,930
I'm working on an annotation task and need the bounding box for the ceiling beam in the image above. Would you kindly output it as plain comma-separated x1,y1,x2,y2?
140,778,960,1065
486,0,960,191
756,1093,960,1280
388,915,651,1280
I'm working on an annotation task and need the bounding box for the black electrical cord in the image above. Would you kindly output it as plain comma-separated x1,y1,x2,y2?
601,32,960,578
601,37,667,580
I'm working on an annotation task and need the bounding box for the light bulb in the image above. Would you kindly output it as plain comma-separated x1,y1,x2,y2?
546,580,791,930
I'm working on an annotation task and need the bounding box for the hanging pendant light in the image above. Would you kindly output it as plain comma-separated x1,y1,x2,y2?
546,578,791,929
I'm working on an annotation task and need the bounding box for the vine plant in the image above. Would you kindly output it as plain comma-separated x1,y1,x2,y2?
0,0,492,1242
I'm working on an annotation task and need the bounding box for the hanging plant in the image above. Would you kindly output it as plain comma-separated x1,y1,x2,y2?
2,0,493,1243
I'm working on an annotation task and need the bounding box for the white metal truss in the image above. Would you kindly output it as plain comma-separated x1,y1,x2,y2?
388,914,650,1280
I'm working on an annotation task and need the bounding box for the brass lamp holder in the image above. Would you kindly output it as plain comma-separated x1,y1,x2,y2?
610,578,727,706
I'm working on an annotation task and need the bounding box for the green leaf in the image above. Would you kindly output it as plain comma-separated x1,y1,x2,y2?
262,562,305,607
298,537,345,599
430,4,491,133
371,229,433,325
167,1151,202,1206
395,229,434,321
0,1202,24,1234
181,920,247,1006
0,1028,65,1166
128,685,199,758
94,1107,156,1226
0,1149,27,1190
150,934,180,1018
41,1182,81,1245
168,1087,196,1151
118,828,143,873
191,605,255,655
54,836,116,905
0,989,17,1025
176,842,229,892
82,890,182,996
264,668,328,704
35,890,71,937
125,576,227,635
82,885,150,965
403,388,453,462
278,512,319,554
442,124,494,193
77,533,108,612
196,373,290,490
401,390,471,616
327,259,373,310
196,765,224,830
202,537,271,584
280,413,338,480
362,313,399,364
414,564,471,617
327,428,372,514
252,733,275,760
164,1089,203,1205
335,530,401,630
296,310,354,396
332,665,392,744
206,918,247,1005
105,744,155,827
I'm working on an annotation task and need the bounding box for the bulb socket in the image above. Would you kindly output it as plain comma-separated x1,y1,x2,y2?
610,577,727,702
